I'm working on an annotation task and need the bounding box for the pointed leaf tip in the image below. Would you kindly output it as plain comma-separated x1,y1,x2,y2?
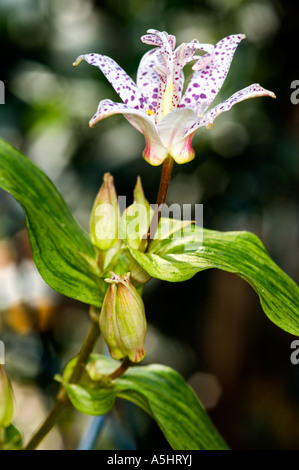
73,56,84,67
128,227,299,336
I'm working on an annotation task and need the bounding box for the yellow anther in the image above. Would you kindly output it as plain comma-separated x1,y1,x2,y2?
146,109,155,116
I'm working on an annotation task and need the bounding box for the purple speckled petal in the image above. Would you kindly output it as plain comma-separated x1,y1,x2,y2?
73,54,145,110
89,99,167,166
137,48,160,112
183,84,276,137
182,34,246,112
171,41,212,110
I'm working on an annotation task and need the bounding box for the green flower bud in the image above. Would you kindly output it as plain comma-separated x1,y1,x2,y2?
90,173,120,251
119,176,153,251
100,272,147,363
0,366,14,428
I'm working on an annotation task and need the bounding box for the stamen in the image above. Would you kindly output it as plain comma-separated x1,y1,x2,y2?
177,43,187,64
142,31,215,121
153,63,169,77
192,53,214,71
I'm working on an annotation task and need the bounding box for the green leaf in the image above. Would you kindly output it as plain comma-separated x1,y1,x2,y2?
0,138,106,307
82,355,228,450
118,366,227,450
129,226,299,335
0,424,23,450
64,383,118,416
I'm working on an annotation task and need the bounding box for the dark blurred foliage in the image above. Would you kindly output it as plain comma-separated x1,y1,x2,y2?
0,0,299,450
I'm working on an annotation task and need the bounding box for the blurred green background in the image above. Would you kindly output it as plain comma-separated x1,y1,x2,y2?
1,0,299,450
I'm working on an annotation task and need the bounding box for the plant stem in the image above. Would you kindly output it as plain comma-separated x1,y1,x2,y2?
22,394,69,451
23,310,101,450
68,308,101,384
146,155,173,248
109,357,131,380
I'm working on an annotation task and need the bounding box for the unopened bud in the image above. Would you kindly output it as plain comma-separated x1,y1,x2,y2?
90,173,120,251
100,272,146,363
120,176,153,250
0,366,13,428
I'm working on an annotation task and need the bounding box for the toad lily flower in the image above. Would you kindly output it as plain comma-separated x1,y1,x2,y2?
73,29,275,166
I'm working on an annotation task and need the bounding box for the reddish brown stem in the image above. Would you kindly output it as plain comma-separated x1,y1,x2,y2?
145,155,173,249
109,357,131,380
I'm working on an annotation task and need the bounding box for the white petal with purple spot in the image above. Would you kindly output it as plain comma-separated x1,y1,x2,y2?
137,48,160,112
89,99,167,165
74,54,145,111
181,34,246,112
183,84,276,137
